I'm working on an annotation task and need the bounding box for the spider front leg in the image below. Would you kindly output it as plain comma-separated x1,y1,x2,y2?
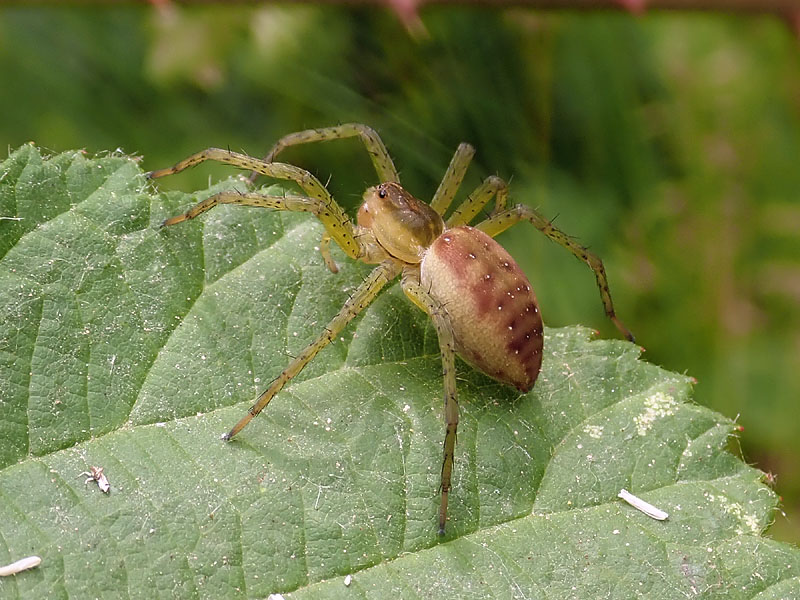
159,189,381,266
249,123,400,184
476,205,635,341
224,260,401,440
401,268,459,535
150,148,368,262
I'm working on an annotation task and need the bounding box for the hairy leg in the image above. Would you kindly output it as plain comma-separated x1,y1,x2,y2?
429,143,475,216
401,268,459,535
160,189,371,264
224,260,402,440
150,149,366,261
251,123,400,184
446,175,508,227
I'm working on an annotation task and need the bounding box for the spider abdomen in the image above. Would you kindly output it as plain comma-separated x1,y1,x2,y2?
420,226,543,392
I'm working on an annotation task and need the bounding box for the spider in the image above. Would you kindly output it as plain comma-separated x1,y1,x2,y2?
148,124,633,535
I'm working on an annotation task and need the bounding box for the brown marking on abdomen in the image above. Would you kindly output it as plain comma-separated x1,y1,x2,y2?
421,226,543,392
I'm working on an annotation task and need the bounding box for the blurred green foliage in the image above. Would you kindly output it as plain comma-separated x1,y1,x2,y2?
1,5,798,542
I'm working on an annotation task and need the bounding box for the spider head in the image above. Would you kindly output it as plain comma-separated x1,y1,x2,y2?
359,182,444,264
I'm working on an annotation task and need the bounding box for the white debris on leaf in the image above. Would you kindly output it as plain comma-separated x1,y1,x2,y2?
704,491,761,535
583,424,604,439
634,391,678,436
0,556,42,576
618,488,669,520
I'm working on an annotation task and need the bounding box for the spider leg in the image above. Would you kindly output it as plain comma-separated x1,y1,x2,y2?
248,123,400,184
446,175,509,228
159,189,376,264
150,150,369,262
475,206,634,341
429,143,475,216
150,148,329,200
223,260,401,441
400,268,458,535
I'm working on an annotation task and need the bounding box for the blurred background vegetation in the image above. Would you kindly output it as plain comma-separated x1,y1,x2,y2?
1,4,798,542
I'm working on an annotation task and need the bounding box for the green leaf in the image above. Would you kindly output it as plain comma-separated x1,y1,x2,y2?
1,146,798,598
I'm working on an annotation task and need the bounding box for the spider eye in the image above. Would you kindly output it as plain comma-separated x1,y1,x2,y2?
378,188,387,199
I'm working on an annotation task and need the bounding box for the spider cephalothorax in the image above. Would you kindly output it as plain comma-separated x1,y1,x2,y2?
149,124,633,534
